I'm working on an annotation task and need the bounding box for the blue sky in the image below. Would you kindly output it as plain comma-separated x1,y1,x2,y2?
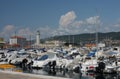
0,0,120,40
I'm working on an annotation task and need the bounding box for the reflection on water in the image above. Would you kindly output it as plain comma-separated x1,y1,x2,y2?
95,74,105,79
47,69,56,76
18,67,120,79
103,74,120,79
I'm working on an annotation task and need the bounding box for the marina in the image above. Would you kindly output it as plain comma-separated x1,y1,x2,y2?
0,45,120,79
0,30,120,79
0,1,120,79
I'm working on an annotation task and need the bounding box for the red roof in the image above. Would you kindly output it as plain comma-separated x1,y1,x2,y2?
11,36,25,39
10,44,20,47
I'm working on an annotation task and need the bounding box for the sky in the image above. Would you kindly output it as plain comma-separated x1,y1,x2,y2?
0,0,120,40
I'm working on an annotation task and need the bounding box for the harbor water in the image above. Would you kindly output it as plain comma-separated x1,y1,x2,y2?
4,66,119,79
26,69,120,79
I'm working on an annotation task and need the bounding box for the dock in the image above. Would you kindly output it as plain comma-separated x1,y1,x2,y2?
0,70,71,79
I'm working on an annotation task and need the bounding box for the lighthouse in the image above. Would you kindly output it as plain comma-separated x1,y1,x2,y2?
36,30,40,45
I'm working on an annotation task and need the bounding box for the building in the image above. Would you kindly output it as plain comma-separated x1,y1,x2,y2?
0,38,5,49
32,30,41,48
85,43,96,48
9,36,27,48
37,40,64,48
36,30,40,45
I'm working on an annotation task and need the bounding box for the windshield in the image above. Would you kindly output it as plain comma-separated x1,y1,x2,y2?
37,55,48,61
37,53,56,61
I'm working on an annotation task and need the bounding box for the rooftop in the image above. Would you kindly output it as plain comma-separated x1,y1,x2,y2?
11,36,25,39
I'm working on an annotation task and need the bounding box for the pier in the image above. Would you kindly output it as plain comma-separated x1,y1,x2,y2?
0,70,71,79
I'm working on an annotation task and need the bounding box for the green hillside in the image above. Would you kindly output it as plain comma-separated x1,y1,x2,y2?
42,32,120,45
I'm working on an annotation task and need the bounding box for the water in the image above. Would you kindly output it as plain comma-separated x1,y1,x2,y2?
21,68,120,79
5,65,119,79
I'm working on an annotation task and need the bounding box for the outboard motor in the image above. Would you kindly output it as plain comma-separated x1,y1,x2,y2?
73,63,82,73
48,61,52,69
21,58,28,71
27,60,33,72
52,60,56,71
96,62,105,73
73,66,80,73
45,61,56,72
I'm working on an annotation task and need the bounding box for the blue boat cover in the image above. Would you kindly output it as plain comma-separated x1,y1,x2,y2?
87,51,96,57
38,55,48,60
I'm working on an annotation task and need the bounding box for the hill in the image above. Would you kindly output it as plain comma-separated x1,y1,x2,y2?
41,32,120,45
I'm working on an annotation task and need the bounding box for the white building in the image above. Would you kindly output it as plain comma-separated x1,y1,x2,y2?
9,36,26,47
36,30,40,45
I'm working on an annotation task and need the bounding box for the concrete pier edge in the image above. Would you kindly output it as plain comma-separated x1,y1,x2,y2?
0,70,71,79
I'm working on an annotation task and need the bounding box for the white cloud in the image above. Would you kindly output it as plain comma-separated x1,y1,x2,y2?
59,11,76,27
0,25,15,37
114,24,120,27
2,25,15,34
4,11,119,40
57,11,101,36
0,25,16,40
72,21,84,27
0,25,35,40
104,27,111,32
16,28,35,40
0,11,102,40
86,16,100,25
36,26,55,38
102,23,120,33
18,28,33,36
112,23,120,32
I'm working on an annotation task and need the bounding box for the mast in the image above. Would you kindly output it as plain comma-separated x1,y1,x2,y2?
96,23,98,52
95,9,100,58
30,34,32,48
68,35,70,46
73,35,74,46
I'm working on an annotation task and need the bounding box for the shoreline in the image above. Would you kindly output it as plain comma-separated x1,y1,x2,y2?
0,70,71,79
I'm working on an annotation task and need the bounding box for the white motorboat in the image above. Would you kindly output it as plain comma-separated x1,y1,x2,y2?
80,57,98,72
32,52,59,68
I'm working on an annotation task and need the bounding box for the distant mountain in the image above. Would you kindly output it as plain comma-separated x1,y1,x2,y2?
41,32,120,44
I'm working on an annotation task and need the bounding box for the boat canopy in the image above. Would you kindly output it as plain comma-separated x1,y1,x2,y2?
87,51,96,57
37,55,48,61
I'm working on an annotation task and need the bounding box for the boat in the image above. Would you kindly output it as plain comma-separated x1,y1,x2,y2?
32,52,60,68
